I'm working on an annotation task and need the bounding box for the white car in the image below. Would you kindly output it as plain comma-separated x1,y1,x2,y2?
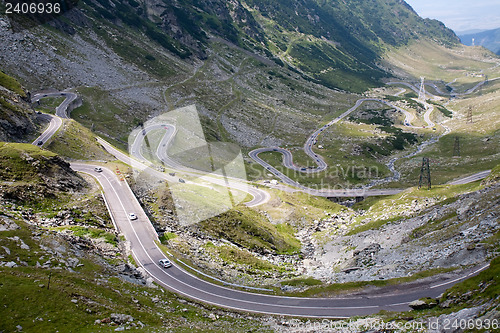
159,259,172,268
128,213,138,220
94,167,103,172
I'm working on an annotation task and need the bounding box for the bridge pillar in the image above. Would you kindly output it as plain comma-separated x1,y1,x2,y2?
355,196,365,203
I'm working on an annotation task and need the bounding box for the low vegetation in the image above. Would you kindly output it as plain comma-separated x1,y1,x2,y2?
284,267,457,297
46,120,114,161
33,97,65,115
0,70,26,97
199,206,300,255
0,142,58,184
348,181,484,235
0,220,271,332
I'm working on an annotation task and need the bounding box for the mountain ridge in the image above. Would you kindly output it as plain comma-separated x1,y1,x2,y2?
459,27,500,55
4,0,459,92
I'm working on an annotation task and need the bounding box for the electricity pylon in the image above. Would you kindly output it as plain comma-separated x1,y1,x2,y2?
453,136,460,157
466,106,473,124
418,157,431,190
418,77,426,102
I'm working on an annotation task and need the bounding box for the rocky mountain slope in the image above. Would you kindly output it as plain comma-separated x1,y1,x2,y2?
0,71,37,142
1,0,458,91
0,1,499,331
0,0,460,150
0,142,272,332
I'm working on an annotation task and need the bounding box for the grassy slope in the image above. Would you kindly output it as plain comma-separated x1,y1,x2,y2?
348,181,484,235
0,142,57,183
199,206,300,255
0,143,270,332
383,257,500,327
261,189,345,227
382,39,497,83
46,120,115,161
381,40,500,187
0,70,26,97
33,97,65,115
0,220,271,333
0,71,36,142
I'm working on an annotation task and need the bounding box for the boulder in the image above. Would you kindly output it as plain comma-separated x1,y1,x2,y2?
409,298,438,310
110,313,134,324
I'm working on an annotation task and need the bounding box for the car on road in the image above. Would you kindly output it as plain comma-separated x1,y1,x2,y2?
128,213,138,220
159,258,172,268
94,167,103,172
36,111,42,114
178,178,185,183
37,141,43,146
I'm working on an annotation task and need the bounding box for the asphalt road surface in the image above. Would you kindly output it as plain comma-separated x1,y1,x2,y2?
98,137,270,207
31,113,62,147
448,170,492,185
249,97,415,196
30,91,77,146
31,91,78,118
71,162,490,318
40,87,491,318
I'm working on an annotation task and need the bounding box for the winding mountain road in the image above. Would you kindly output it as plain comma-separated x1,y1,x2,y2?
100,137,270,207
31,83,493,318
249,77,496,193
249,97,416,195
71,162,490,318
31,91,78,118
31,113,62,147
30,91,78,146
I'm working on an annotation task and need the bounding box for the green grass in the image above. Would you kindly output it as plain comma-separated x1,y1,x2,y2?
482,163,500,185
56,226,117,246
379,258,500,326
483,230,500,252
0,142,57,183
34,97,65,115
384,39,497,83
259,188,345,231
248,97,425,188
199,206,301,255
280,277,323,287
159,232,177,243
432,257,499,312
0,70,26,97
410,211,458,239
71,86,143,147
217,245,282,272
394,130,500,187
346,215,404,235
46,120,114,160
285,267,456,297
347,182,483,235
0,260,269,333
0,212,271,332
